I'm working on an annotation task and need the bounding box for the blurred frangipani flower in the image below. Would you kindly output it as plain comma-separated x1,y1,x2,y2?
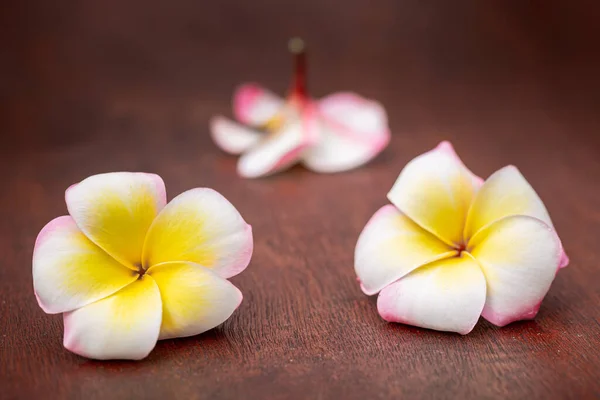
355,141,569,334
33,172,252,360
210,38,390,178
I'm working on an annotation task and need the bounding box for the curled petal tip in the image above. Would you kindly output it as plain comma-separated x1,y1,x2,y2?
234,83,262,109
435,140,455,152
376,300,396,323
33,215,66,254
360,283,376,296
209,115,223,129
34,290,52,315
64,183,78,199
559,250,570,268
233,83,281,126
482,302,541,327
234,286,244,310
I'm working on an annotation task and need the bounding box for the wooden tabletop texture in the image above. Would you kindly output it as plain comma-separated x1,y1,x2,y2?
1,1,599,399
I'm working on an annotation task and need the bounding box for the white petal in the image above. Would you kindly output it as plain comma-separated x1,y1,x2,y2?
387,141,483,247
355,205,457,295
237,107,317,178
469,215,561,327
210,115,262,154
33,216,137,314
142,188,253,278
147,262,242,340
302,92,390,173
63,276,162,360
377,254,486,334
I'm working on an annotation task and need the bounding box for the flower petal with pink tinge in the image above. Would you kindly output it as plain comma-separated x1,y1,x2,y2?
147,262,243,340
377,254,486,335
355,205,457,295
233,83,285,126
210,116,262,154
65,172,166,270
142,188,253,278
469,215,561,327
236,107,317,178
387,141,483,247
302,93,390,173
63,276,162,360
464,165,569,268
33,216,138,314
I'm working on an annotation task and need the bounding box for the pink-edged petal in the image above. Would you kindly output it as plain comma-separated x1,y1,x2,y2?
65,172,166,270
559,251,570,269
236,105,318,178
233,83,285,126
147,261,242,340
63,276,162,360
465,165,569,268
469,215,562,327
210,115,262,154
33,216,138,314
387,141,483,247
142,188,253,278
377,254,486,335
355,205,457,295
302,92,390,173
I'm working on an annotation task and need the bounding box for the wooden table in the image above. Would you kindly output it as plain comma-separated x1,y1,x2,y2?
2,1,599,398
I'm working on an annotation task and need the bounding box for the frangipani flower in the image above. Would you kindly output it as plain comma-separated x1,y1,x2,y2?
355,142,569,334
33,172,252,360
210,38,390,178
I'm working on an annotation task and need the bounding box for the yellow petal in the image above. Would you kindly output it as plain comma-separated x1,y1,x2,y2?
377,254,486,334
33,216,138,314
63,276,162,360
387,141,482,247
66,172,166,269
355,205,457,295
147,262,242,340
142,188,252,278
465,165,554,240
469,215,561,327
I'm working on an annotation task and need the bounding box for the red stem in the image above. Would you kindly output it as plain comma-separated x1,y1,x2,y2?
288,38,307,99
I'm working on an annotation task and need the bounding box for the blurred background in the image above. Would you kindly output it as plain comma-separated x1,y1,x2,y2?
2,0,599,157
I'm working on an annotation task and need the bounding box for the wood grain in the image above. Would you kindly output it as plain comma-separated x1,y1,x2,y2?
1,1,599,399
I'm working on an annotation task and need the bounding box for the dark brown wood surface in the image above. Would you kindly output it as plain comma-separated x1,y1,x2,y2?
1,1,599,399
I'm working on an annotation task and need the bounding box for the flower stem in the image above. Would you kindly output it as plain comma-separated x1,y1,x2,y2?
288,37,307,99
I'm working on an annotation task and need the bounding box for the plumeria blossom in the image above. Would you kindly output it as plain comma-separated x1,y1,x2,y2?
355,142,569,334
210,38,390,178
33,172,252,360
